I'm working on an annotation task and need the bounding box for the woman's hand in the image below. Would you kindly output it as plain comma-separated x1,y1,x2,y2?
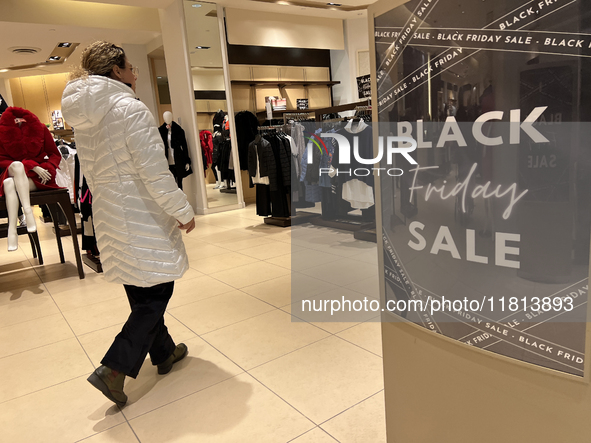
177,218,195,234
32,166,51,185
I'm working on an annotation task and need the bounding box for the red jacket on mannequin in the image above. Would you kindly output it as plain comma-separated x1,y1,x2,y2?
0,107,62,196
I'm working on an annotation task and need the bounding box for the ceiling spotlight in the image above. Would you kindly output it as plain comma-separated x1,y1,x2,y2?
327,2,341,5
195,46,211,49
191,3,202,7
57,42,72,48
0,69,9,73
49,56,61,61
277,1,290,5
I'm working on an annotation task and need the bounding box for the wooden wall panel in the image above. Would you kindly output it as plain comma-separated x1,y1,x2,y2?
283,87,307,110
280,67,305,81
252,67,280,82
255,87,281,112
195,99,209,113
9,78,25,109
197,113,213,132
229,64,335,115
307,86,331,109
229,65,252,81
231,85,252,113
305,67,330,81
20,76,49,126
8,73,74,128
44,73,71,128
208,100,227,113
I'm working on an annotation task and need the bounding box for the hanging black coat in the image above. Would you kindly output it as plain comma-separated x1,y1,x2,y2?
234,110,259,171
158,121,193,179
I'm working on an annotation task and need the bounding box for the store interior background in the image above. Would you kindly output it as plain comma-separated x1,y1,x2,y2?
0,1,391,442
0,0,374,214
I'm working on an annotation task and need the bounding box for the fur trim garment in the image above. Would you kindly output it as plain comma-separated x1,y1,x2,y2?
0,107,62,196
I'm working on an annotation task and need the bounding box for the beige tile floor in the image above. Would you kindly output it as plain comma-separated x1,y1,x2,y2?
0,206,386,443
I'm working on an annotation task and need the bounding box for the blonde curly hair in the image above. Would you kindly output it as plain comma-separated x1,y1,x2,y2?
70,41,126,80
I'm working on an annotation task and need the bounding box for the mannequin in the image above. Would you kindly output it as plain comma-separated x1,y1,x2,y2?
158,112,192,190
0,107,62,251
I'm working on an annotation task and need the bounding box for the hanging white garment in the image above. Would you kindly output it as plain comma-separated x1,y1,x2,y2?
342,178,374,209
252,147,270,185
55,144,77,203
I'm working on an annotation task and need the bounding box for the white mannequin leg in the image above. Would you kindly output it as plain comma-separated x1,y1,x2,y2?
8,161,37,233
214,166,221,188
3,178,19,251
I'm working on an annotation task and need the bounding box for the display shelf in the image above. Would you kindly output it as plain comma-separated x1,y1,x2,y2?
82,253,103,273
50,129,74,137
264,217,291,227
231,80,340,87
255,108,318,118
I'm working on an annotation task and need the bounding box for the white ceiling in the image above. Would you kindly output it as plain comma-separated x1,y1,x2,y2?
0,22,159,79
207,0,368,19
0,0,376,80
77,0,371,19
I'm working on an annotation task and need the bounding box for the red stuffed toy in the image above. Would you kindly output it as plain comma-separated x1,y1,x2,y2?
0,107,62,196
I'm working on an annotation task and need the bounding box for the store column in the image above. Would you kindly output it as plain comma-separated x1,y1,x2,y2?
158,0,207,213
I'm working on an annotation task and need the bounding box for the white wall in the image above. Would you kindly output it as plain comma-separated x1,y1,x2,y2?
330,50,351,106
0,79,13,108
330,17,369,108
226,8,344,50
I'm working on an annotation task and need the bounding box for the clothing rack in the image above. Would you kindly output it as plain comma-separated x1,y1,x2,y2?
254,124,292,228
354,105,372,115
313,100,370,122
258,124,287,131
306,101,376,236
283,112,314,124
322,117,346,123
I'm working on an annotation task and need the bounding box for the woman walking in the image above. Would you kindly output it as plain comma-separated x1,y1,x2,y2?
62,41,195,407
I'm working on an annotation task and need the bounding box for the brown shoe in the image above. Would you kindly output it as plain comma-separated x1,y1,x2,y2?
157,343,188,375
87,365,127,407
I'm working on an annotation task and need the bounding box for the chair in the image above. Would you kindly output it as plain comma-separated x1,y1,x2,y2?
0,188,84,279
0,223,43,264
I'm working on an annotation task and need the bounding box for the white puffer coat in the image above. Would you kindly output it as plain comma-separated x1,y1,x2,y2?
61,76,195,287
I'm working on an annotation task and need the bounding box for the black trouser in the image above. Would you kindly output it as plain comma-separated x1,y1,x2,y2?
169,165,183,190
101,282,176,379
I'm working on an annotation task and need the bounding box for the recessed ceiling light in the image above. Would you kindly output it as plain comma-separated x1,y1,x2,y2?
191,3,202,7
0,69,9,73
157,76,162,79
277,1,290,5
195,46,211,49
49,56,61,61
57,42,71,48
327,2,341,5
